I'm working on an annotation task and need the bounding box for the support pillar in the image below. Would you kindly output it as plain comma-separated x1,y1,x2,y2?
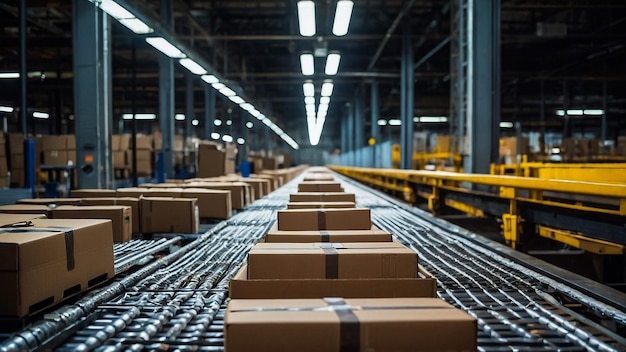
204,85,215,140
354,88,365,166
347,103,355,165
400,20,414,170
370,80,379,167
158,0,175,179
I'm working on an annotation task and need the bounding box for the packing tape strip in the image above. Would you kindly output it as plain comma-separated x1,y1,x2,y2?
320,230,330,242
0,226,75,271
324,297,360,352
317,210,327,230
318,243,338,279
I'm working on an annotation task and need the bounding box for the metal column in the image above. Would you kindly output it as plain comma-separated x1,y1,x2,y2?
73,0,113,189
341,111,348,160
204,85,215,141
354,88,365,166
347,102,355,165
400,21,414,170
450,0,467,154
239,110,247,164
467,0,500,174
370,80,379,167
158,0,175,179
185,73,194,140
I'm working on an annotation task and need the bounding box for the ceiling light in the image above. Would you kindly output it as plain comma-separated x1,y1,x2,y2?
318,103,329,112
222,135,233,143
0,73,19,79
584,109,604,115
237,138,245,145
303,82,315,97
211,82,226,90
0,106,14,113
568,109,583,115
388,119,401,126
240,103,254,111
307,111,316,117
214,119,222,126
179,58,207,75
118,18,153,34
321,81,334,97
33,111,49,119
201,75,219,84
377,119,387,126
324,52,341,75
320,96,330,104
145,37,185,58
226,119,233,126
419,116,448,123
332,0,354,36
251,110,262,118
122,113,156,120
211,132,220,140
297,1,316,37
317,110,327,118
304,97,315,105
229,96,245,104
300,53,315,76
175,114,185,121
499,121,514,128
192,119,199,126
246,121,254,129
99,0,134,19
219,87,236,97
306,104,316,114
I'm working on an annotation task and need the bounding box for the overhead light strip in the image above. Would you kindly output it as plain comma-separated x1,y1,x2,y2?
297,1,316,37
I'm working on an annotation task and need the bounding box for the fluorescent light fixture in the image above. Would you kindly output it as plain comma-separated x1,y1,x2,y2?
262,118,272,126
317,110,327,118
324,53,341,75
211,133,220,140
237,138,245,145
332,0,354,36
499,121,514,128
145,37,185,58
318,103,329,112
388,119,401,126
306,104,316,114
320,96,330,104
551,147,560,154
568,109,583,115
303,82,315,97
0,73,19,79
226,119,233,126
305,96,315,105
122,113,156,120
192,119,199,126
229,96,245,104
556,109,603,117
222,135,233,143
201,75,219,84
214,119,222,126
211,82,226,90
33,111,49,119
307,111,316,117
99,0,134,19
175,114,185,121
251,110,262,118
584,109,604,115
219,87,236,97
179,58,207,75
297,1,316,37
118,18,153,34
246,121,254,129
377,119,387,126
0,106,14,113
321,81,334,97
240,103,254,111
556,110,565,117
419,116,448,123
300,53,315,76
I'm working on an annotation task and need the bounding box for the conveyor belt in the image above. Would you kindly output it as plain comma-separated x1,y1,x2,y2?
1,171,625,351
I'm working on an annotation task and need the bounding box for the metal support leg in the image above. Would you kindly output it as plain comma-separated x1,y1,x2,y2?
370,80,379,167
400,20,414,170
158,0,175,180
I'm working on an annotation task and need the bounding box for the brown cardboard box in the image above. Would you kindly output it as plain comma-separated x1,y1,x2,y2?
435,134,450,153
287,202,356,210
51,205,132,242
290,193,356,203
152,131,162,151
66,134,76,149
250,155,264,173
10,168,24,187
264,224,391,243
70,189,117,198
8,133,24,154
297,182,344,192
140,197,199,234
230,264,435,299
17,198,82,206
80,198,140,234
111,134,121,151
0,204,52,216
0,218,114,317
225,144,237,175
225,297,476,352
0,156,8,176
145,188,183,198
116,187,151,198
238,178,268,199
133,134,153,150
247,241,416,279
303,174,335,181
42,135,68,151
10,153,24,169
499,137,530,158
135,159,153,176
250,174,278,192
262,157,278,170
277,208,371,231
197,145,226,178
67,149,76,164
43,150,68,166
182,188,231,219
112,150,127,169
0,213,47,225
0,177,8,188
184,182,246,210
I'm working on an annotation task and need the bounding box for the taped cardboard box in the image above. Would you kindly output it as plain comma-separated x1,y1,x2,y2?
116,187,152,198
303,174,335,181
0,218,114,317
264,224,390,243
237,178,269,199
287,202,356,210
298,181,344,193
277,208,371,231
0,213,47,225
70,189,117,198
184,182,246,210
144,188,183,198
0,204,52,216
181,188,231,219
230,264,435,299
140,197,199,234
225,297,476,352
80,198,140,234
247,241,416,280
250,174,277,192
112,150,127,169
17,198,83,206
290,192,356,203
51,205,132,242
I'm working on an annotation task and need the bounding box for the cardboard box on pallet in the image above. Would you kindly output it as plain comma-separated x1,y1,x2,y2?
230,264,435,299
181,188,231,219
247,241,416,280
140,197,199,234
277,208,371,231
290,192,356,203
17,198,83,206
287,202,356,210
70,189,117,198
0,218,114,317
80,198,140,234
264,224,391,243
51,205,132,243
0,204,52,216
225,297,476,352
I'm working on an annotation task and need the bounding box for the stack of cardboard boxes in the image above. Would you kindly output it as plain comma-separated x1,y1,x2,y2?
112,134,131,178
132,134,153,177
42,134,76,167
8,133,24,187
225,167,476,351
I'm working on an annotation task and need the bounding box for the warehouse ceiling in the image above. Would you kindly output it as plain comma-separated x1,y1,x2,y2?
0,0,625,149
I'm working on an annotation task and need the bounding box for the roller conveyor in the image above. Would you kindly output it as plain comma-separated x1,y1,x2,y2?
1,170,626,352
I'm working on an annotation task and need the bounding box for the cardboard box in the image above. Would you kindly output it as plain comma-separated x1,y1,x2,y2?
17,198,83,206
225,144,237,175
262,157,278,170
277,208,371,231
80,197,140,234
51,205,132,243
43,150,68,166
66,134,76,149
134,159,153,176
264,224,391,243
0,218,114,316
435,134,450,153
0,213,47,225
9,168,24,187
140,197,199,234
10,153,24,170
230,264,435,299
112,150,127,168
133,134,153,150
0,177,8,188
499,137,530,158
184,182,246,210
182,188,231,219
144,188,183,198
298,182,344,193
247,241,416,279
70,189,117,198
197,145,226,178
303,174,335,181
0,156,8,176
0,204,52,216
287,202,356,210
8,133,24,154
290,192,356,203
238,178,268,199
42,135,67,151
116,187,151,198
225,297,476,352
